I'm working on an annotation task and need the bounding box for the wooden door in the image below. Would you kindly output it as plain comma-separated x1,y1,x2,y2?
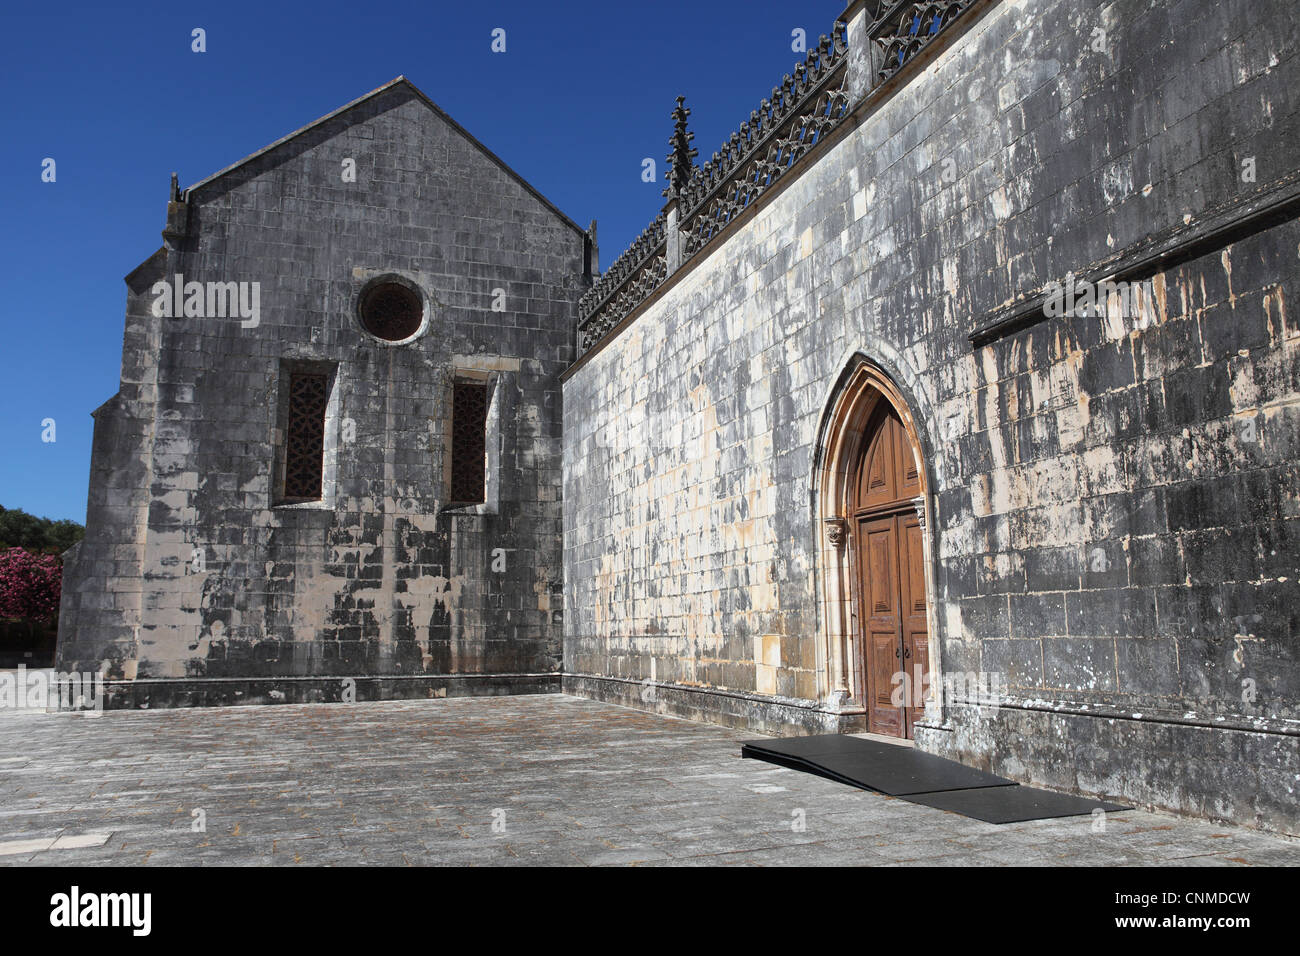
860,514,904,736
898,511,929,737
853,405,929,738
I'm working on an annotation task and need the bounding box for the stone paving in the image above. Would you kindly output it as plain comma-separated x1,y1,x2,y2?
1,692,1297,866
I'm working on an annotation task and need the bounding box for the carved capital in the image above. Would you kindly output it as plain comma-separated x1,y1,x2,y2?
911,496,926,531
823,516,848,549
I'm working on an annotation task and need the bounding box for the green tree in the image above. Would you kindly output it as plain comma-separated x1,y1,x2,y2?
0,506,85,555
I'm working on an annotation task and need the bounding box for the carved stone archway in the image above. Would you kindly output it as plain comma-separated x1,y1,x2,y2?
813,356,938,726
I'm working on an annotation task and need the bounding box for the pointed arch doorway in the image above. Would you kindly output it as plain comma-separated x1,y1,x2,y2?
816,357,935,740
853,403,929,738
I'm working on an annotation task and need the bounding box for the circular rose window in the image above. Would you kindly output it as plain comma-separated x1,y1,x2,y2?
358,280,423,342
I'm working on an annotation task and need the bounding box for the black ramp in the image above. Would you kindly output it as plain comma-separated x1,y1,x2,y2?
738,749,855,788
902,786,1132,824
740,734,871,759
809,747,1015,796
742,735,1016,795
740,738,902,791
740,737,876,789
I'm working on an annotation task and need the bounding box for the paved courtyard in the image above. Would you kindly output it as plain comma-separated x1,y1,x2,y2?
1,692,1297,866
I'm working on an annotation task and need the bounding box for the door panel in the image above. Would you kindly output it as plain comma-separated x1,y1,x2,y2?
860,516,903,737
852,402,930,740
856,411,898,510
897,421,921,500
899,514,930,738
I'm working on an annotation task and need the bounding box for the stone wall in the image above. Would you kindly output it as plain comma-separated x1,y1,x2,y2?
562,0,1300,831
58,80,586,705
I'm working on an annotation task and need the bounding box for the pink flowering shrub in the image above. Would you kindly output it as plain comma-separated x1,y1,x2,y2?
0,547,62,620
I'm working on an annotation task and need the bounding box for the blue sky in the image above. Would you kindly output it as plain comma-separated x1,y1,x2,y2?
0,0,843,522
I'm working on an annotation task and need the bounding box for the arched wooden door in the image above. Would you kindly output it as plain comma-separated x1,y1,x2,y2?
853,403,929,738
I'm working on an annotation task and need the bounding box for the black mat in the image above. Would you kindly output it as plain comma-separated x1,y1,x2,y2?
741,734,1129,823
742,734,872,759
902,785,1131,824
742,734,1015,796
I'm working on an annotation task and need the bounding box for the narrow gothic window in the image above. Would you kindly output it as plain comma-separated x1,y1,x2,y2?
450,381,488,504
283,372,328,500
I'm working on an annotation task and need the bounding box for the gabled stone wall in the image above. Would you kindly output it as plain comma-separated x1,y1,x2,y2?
58,81,586,706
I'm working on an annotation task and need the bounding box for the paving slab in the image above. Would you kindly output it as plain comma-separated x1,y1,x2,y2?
0,694,1296,866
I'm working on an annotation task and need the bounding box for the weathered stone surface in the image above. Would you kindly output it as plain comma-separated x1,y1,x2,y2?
51,1,1300,836
58,80,585,692
562,0,1300,832
4,695,1297,866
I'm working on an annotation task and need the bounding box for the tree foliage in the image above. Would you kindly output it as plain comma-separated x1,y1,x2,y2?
0,506,84,555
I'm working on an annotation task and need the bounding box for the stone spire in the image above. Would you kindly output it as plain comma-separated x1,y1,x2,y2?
162,171,189,242
663,96,698,204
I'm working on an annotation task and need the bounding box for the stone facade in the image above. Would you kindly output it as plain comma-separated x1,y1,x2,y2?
57,0,1300,835
58,79,588,706
562,0,1300,833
